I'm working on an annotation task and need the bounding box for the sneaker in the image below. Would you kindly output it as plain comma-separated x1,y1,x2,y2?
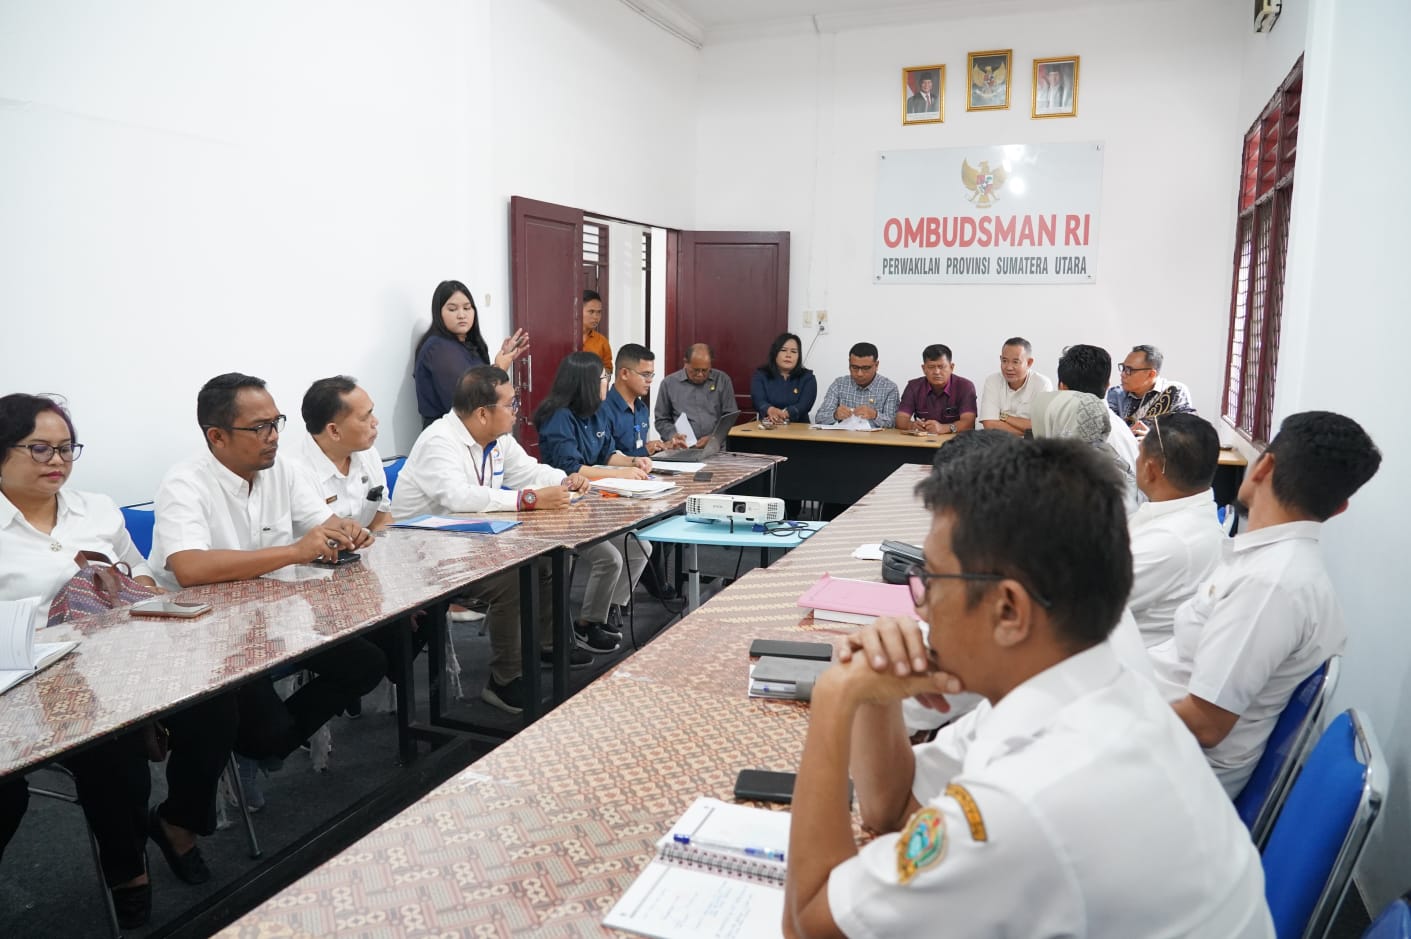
481,676,526,715
539,647,593,669
574,622,621,653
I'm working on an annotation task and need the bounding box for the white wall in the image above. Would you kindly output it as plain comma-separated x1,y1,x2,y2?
695,0,1246,420
0,0,699,503
1273,0,1411,911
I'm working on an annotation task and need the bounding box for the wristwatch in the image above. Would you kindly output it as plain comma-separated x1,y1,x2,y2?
518,489,538,511
948,423,957,434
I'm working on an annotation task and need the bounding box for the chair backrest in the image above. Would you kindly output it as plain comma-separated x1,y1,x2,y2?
1262,709,1386,939
382,456,407,498
1235,657,1339,846
1364,897,1411,939
119,502,156,559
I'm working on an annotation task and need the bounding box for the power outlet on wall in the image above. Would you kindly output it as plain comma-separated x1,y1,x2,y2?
817,310,828,334
803,310,815,327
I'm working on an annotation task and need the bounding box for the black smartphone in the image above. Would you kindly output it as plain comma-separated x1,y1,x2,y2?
694,470,713,482
749,639,834,662
312,550,361,568
734,769,797,804
365,485,385,502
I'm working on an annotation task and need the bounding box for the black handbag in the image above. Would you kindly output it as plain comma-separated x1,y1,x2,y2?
880,540,925,585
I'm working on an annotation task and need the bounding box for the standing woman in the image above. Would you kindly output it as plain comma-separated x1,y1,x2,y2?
534,353,653,654
414,279,530,428
751,331,816,424
0,394,235,927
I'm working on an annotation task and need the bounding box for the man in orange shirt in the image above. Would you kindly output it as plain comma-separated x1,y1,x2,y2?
581,290,612,371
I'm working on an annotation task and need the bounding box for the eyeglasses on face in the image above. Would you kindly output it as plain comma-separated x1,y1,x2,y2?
628,368,656,382
1118,365,1155,376
906,563,1053,609
214,415,287,441
488,396,521,413
686,367,712,377
11,443,84,463
849,363,877,373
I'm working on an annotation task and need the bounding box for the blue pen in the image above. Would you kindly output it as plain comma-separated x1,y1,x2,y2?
672,834,786,862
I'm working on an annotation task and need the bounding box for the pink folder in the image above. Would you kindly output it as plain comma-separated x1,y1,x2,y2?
797,573,918,625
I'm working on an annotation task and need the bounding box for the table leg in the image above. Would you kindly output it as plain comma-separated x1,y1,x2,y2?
519,563,542,722
552,550,570,704
687,543,701,611
395,611,419,765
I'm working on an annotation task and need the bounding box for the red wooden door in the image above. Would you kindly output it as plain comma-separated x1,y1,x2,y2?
669,231,790,417
510,196,583,452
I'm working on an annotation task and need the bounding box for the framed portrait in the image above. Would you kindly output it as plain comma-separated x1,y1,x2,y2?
967,49,1012,111
902,65,944,125
1032,55,1080,118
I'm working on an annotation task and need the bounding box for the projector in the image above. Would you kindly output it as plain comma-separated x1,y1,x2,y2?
686,494,785,525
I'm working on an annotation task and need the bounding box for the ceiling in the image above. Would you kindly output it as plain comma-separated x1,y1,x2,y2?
623,0,1149,46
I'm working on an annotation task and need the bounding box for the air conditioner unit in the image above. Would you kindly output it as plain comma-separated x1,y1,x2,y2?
1254,0,1281,33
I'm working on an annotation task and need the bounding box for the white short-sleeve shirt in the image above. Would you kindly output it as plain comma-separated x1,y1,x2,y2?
1128,490,1226,646
148,450,333,590
829,643,1273,939
0,489,153,627
390,414,564,519
1149,520,1343,796
978,370,1054,423
290,434,389,528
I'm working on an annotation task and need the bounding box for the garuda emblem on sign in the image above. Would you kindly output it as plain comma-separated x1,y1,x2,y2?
961,159,1007,208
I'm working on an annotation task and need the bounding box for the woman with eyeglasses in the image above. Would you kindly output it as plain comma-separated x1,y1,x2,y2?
533,353,654,655
414,279,531,428
751,331,816,424
0,393,158,926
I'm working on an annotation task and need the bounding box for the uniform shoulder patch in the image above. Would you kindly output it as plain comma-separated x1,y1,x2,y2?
943,783,988,843
896,806,946,885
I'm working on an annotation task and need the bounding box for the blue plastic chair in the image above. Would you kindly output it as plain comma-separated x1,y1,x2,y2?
1364,897,1411,939
1234,657,1338,847
119,502,156,558
383,455,407,498
1262,709,1386,939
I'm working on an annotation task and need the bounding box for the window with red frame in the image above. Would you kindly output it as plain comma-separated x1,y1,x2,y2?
1224,56,1301,444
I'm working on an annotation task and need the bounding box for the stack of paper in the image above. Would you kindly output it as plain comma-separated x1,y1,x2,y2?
391,515,520,534
1,597,78,695
590,478,678,499
797,573,917,625
650,459,708,474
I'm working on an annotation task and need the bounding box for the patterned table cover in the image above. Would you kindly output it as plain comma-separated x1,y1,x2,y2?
218,463,934,938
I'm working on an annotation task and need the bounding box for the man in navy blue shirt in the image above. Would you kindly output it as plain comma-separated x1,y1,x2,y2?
603,343,665,456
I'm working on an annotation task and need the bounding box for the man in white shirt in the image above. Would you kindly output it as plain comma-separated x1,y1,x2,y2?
784,437,1272,939
294,376,391,532
1149,411,1381,796
149,373,386,771
1055,343,1139,480
392,365,599,714
1128,413,1225,646
978,336,1054,436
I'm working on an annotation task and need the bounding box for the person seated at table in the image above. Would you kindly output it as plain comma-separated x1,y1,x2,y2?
1106,344,1196,439
896,344,976,435
1128,413,1225,647
580,290,613,372
148,374,386,781
413,279,530,429
0,393,238,923
978,336,1053,436
535,352,652,650
653,343,736,448
1149,411,1381,796
816,342,900,428
603,343,664,456
751,332,817,425
783,437,1272,938
392,366,597,713
1055,342,1138,480
1030,389,1137,512
294,376,428,699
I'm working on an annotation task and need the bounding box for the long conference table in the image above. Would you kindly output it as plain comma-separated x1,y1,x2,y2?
217,463,935,936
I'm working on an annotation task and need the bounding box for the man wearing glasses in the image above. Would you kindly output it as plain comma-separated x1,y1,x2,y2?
653,343,737,448
392,366,592,714
1105,344,1196,438
816,342,900,428
603,344,665,456
783,437,1271,938
148,373,386,801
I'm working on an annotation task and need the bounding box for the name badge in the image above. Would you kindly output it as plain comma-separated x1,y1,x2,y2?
324,495,337,505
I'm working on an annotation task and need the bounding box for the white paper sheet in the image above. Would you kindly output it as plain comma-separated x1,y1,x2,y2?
603,861,783,939
674,412,698,448
851,543,884,560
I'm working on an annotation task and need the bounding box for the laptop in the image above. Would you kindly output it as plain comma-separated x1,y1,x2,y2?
654,410,740,462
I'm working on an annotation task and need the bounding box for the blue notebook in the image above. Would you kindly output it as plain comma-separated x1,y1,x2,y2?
391,515,520,534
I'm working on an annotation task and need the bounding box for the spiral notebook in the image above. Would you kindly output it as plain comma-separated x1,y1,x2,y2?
604,797,790,939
